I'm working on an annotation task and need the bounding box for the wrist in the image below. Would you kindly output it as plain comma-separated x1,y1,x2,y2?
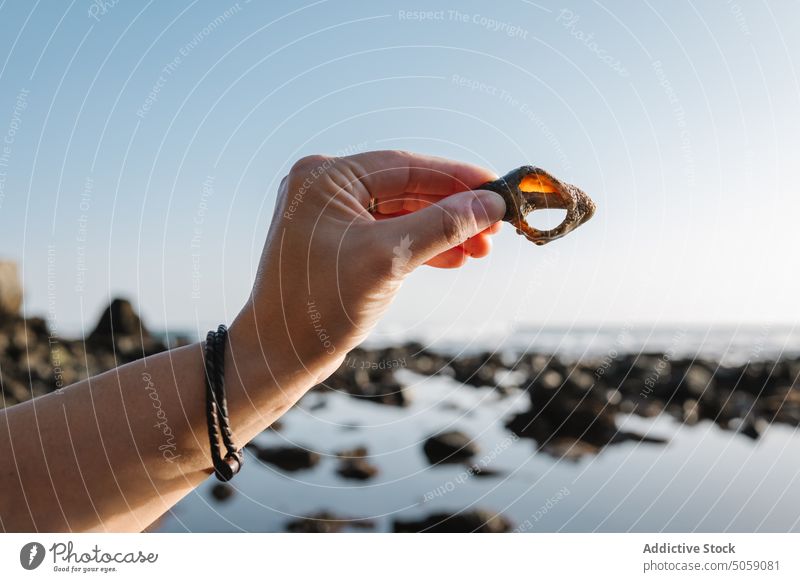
222,305,341,439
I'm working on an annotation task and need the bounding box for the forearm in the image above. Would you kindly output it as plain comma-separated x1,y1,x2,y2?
0,316,320,532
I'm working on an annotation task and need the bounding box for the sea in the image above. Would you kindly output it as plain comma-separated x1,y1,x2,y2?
153,324,800,532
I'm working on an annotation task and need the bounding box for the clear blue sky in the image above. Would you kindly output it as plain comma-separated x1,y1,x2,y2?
0,1,798,340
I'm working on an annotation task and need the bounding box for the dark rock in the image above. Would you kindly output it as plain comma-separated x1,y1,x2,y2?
90,298,148,339
87,298,165,357
680,364,715,398
450,351,505,387
764,387,800,425
336,446,379,481
210,483,234,502
423,430,478,465
508,364,668,457
315,348,409,407
393,509,512,533
254,445,320,472
286,511,375,533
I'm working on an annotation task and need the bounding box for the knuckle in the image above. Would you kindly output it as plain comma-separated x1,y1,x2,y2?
289,154,330,178
285,155,333,197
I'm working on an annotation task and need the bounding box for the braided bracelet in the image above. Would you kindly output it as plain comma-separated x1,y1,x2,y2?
204,325,243,481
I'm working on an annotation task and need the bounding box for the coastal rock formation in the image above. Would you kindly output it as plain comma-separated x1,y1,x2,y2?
318,347,410,406
308,340,800,460
88,298,165,357
2,272,798,466
0,291,167,409
450,351,504,387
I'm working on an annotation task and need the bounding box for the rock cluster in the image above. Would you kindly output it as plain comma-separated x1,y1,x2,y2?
316,343,800,459
0,291,167,408
2,268,797,466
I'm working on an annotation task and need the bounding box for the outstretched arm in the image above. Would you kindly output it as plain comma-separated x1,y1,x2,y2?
0,323,307,532
0,150,506,532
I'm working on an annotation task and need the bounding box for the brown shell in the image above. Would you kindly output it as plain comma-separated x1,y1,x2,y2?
478,166,596,246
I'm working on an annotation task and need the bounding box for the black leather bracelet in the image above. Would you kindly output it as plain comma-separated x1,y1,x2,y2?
204,325,243,481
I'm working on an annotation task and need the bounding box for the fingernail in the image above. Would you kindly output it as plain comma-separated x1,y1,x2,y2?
472,190,506,229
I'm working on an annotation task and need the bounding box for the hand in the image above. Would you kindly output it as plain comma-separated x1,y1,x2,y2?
231,150,506,388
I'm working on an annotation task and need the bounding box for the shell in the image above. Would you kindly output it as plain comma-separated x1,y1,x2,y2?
478,166,596,245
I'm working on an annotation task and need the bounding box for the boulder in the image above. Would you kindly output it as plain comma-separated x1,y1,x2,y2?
209,483,234,502
422,430,478,465
87,298,164,356
89,298,150,340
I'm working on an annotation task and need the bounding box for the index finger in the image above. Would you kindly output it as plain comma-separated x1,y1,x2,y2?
343,150,498,200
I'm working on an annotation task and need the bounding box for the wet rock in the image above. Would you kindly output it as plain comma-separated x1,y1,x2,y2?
210,483,234,502
508,365,668,457
537,370,564,391
682,399,701,424
1,377,32,403
336,446,379,481
317,348,409,407
348,375,408,406
680,364,715,398
393,509,512,533
423,430,478,465
286,511,375,533
253,444,320,472
450,351,505,388
401,342,451,376
539,438,601,461
764,387,800,425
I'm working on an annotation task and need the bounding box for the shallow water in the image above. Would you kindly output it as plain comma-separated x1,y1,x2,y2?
156,367,800,533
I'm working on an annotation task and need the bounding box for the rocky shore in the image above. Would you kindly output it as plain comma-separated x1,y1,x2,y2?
321,342,800,457
3,270,798,452
0,293,175,407
0,260,177,406
3,263,799,532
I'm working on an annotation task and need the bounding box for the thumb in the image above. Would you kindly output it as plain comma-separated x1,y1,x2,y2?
381,189,506,271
